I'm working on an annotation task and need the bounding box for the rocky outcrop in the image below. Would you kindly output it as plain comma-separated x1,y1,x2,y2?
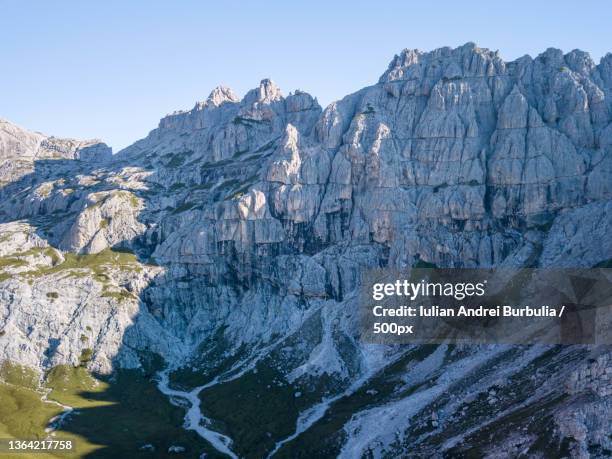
0,118,111,187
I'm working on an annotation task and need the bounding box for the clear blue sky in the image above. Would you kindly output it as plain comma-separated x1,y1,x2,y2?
1,0,610,151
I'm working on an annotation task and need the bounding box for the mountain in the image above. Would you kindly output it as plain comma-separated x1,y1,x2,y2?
0,43,610,458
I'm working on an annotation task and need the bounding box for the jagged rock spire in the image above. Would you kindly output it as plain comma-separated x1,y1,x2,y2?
206,85,239,107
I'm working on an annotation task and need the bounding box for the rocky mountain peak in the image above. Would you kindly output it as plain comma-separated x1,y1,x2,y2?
533,46,598,75
379,42,505,83
202,85,239,108
0,118,110,162
259,78,282,100
565,49,597,74
243,78,283,106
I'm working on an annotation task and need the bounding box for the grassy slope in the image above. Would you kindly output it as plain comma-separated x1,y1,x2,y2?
0,362,68,459
0,362,228,459
0,383,66,459
47,365,226,459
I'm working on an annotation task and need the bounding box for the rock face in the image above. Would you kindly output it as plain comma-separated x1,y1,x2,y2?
0,44,611,457
0,118,111,186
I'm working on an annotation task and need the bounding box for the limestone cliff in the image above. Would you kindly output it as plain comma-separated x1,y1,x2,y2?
0,43,610,457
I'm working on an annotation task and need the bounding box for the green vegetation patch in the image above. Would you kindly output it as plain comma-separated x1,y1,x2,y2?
165,153,187,168
45,365,104,408
171,151,194,166
100,288,137,303
254,139,278,154
19,247,62,265
0,361,40,390
0,382,63,444
79,349,93,366
217,178,241,190
360,103,376,115
123,191,140,209
243,153,264,162
16,248,142,290
0,362,66,458
172,202,197,214
232,116,265,126
169,182,186,192
45,365,219,458
223,175,260,200
200,362,303,457
232,148,250,158
0,247,63,282
0,256,28,270
201,159,232,170
191,182,213,190
595,259,612,268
